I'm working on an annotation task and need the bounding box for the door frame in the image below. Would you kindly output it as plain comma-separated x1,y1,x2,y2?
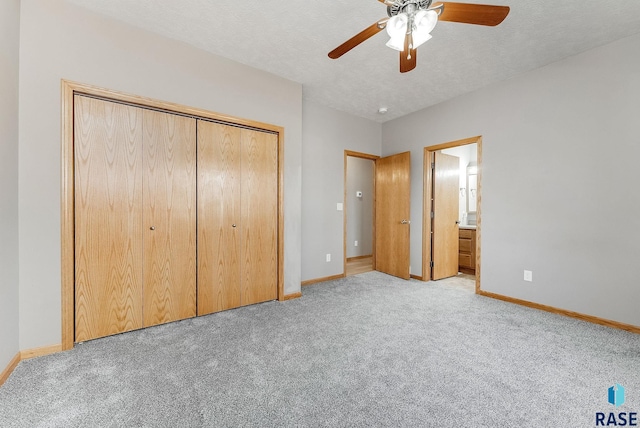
343,150,379,275
61,80,285,351
423,136,482,292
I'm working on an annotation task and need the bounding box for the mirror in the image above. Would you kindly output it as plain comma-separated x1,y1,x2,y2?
466,163,477,214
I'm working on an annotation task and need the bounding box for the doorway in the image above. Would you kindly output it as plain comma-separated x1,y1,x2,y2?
374,152,411,279
423,136,482,292
344,151,377,276
343,150,412,280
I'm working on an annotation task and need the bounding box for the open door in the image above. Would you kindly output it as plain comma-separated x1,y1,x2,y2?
375,152,411,279
431,151,460,280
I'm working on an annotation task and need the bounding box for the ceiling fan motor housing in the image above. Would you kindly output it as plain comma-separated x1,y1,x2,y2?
387,0,433,17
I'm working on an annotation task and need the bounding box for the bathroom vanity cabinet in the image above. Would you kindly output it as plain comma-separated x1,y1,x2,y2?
458,228,476,275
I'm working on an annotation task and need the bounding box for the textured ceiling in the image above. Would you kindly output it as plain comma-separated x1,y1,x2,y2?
66,0,640,122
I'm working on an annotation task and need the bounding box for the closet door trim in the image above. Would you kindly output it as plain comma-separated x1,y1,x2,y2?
61,80,285,351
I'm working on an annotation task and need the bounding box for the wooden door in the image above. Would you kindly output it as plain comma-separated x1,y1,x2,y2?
198,124,278,310
431,151,460,280
74,96,144,342
241,129,278,305
197,121,242,315
142,110,197,327
375,152,411,279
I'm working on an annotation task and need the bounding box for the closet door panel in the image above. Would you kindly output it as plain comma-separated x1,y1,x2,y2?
74,96,144,342
143,110,197,327
241,130,278,305
197,121,242,315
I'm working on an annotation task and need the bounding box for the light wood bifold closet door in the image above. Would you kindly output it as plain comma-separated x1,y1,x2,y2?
74,96,196,342
197,121,278,315
74,96,144,341
142,109,197,327
196,123,242,312
240,129,278,305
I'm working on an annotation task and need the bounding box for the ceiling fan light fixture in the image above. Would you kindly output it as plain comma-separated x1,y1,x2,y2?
412,32,432,49
412,9,438,48
385,35,406,51
328,1,511,73
385,13,408,51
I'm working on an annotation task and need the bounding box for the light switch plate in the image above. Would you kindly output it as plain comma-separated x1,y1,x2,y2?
337,203,343,211
524,270,533,282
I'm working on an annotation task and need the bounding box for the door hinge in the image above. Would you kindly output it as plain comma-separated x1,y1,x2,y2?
430,261,434,268
431,162,435,169
430,211,434,219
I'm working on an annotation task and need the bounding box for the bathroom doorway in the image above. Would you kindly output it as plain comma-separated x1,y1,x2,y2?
423,136,482,292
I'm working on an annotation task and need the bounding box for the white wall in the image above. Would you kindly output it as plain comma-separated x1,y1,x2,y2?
383,33,640,326
346,157,374,258
302,101,381,281
0,0,21,370
18,0,303,350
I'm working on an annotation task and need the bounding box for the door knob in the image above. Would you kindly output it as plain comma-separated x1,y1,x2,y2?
150,226,155,230
401,219,410,225
232,224,237,228
455,221,460,225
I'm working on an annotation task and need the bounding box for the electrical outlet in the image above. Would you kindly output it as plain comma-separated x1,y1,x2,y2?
524,270,533,282
354,240,358,247
326,254,331,262
336,203,343,211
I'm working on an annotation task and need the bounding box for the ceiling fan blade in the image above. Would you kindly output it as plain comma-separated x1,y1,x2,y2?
400,34,417,73
435,2,510,26
328,20,387,59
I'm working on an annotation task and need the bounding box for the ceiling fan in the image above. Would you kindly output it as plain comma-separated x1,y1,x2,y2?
328,1,510,73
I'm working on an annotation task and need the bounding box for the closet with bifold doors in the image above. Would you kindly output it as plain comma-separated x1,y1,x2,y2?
74,95,197,342
197,121,278,316
72,92,279,344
